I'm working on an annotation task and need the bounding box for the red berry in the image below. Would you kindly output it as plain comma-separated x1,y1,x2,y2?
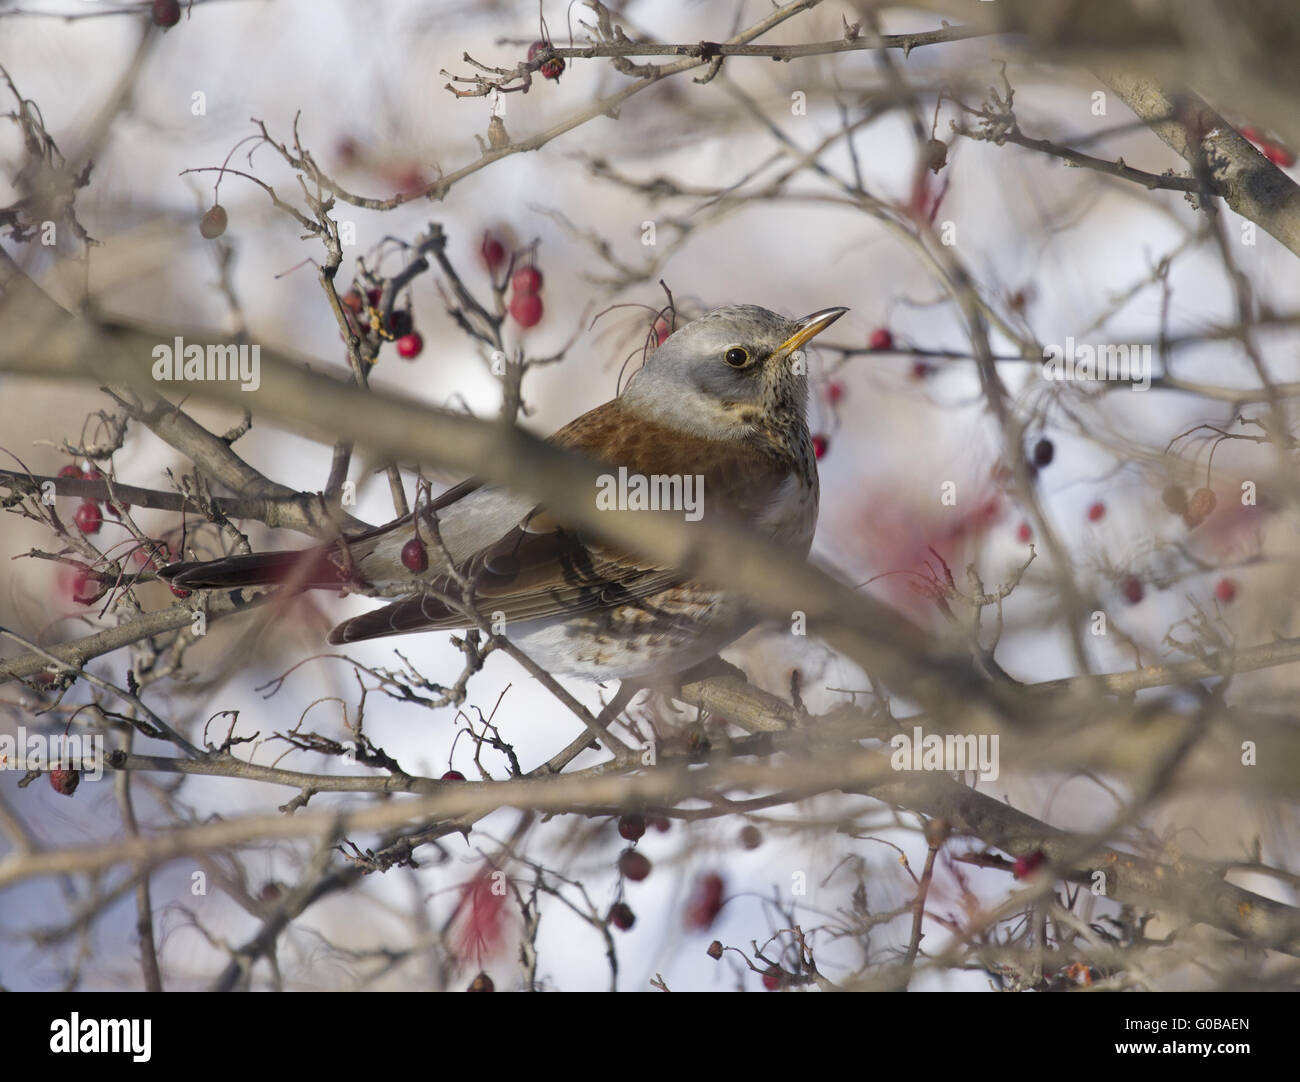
480,233,506,271
618,850,651,882
57,464,82,480
49,769,80,796
740,825,762,850
259,881,285,903
74,501,103,535
441,769,465,781
812,434,828,460
608,902,636,931
1121,575,1144,604
401,538,429,573
910,360,932,380
395,332,424,360
527,43,565,80
826,381,845,405
509,291,543,328
151,0,180,28
169,584,192,599
617,814,646,841
684,872,726,930
868,327,893,351
653,317,671,346
199,205,228,239
1214,578,1237,604
511,266,543,294
762,965,784,991
1012,850,1046,879
1031,438,1054,468
366,287,382,308
1087,501,1106,522
650,816,671,833
1015,521,1032,543
69,568,103,606
467,972,494,992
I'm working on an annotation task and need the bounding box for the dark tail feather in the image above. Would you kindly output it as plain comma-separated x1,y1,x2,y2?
327,594,464,645
160,550,350,590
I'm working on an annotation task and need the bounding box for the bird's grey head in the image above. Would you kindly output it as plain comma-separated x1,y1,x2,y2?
621,304,848,439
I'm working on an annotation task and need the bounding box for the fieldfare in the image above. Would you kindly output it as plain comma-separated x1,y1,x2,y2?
162,304,847,682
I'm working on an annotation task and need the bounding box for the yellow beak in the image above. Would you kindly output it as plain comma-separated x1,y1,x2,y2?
776,306,850,355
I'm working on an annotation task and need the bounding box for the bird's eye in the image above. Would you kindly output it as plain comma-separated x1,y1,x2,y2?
724,347,750,368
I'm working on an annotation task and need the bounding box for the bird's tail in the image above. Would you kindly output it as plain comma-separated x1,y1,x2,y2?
159,548,353,590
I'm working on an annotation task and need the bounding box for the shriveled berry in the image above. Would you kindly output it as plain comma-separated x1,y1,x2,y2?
1183,487,1217,528
707,940,724,960
467,972,494,992
618,850,651,882
617,813,645,841
1031,438,1054,468
151,0,180,28
509,291,543,328
608,902,636,931
739,825,762,850
401,538,429,573
396,332,424,360
868,327,893,351
910,360,932,380
511,266,543,294
441,769,465,781
387,309,414,338
49,768,80,796
74,501,103,535
199,205,228,239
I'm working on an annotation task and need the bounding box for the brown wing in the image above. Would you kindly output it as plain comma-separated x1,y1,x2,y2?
327,400,796,645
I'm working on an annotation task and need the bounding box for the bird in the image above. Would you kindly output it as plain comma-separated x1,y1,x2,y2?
161,304,848,683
